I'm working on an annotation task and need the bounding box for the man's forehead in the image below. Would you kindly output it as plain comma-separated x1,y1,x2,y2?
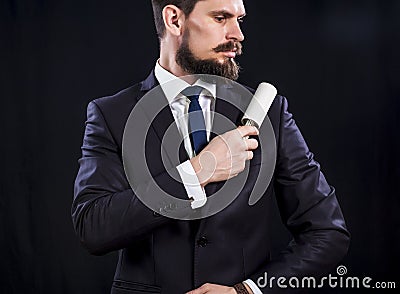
194,0,246,16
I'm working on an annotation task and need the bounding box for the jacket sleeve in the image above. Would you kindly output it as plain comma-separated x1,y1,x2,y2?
72,101,183,255
250,96,350,291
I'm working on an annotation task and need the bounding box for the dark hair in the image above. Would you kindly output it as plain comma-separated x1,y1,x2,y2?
151,0,202,39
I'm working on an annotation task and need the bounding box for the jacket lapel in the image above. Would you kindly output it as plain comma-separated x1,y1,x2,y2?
205,82,244,196
139,71,189,169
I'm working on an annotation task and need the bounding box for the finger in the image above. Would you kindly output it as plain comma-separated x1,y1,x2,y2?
187,283,211,294
244,138,258,150
229,172,239,179
247,150,254,160
237,126,259,138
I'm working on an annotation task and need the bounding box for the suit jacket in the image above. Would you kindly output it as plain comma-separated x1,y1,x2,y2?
72,71,350,294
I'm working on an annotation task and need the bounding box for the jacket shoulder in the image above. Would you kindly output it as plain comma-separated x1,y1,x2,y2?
86,81,146,148
92,82,143,112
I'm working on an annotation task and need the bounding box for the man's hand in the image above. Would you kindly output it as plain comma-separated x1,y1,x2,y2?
186,282,254,294
186,283,236,294
190,126,259,187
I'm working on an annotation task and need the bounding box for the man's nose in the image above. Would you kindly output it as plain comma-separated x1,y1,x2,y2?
226,20,245,42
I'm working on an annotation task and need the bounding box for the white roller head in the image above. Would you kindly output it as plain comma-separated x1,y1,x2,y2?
242,82,277,128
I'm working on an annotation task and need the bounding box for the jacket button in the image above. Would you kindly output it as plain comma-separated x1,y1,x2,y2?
197,236,208,247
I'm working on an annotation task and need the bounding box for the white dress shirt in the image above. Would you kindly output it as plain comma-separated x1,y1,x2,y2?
154,61,262,294
154,61,214,209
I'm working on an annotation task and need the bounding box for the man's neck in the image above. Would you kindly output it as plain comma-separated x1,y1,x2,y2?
159,45,197,84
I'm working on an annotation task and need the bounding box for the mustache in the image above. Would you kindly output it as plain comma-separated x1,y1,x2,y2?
213,41,243,55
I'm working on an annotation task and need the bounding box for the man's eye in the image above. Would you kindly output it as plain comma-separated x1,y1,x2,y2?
215,16,225,22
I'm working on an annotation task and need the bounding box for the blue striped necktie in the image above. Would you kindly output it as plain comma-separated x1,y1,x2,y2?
181,86,208,155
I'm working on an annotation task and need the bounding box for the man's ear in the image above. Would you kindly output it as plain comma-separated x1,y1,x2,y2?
162,5,185,37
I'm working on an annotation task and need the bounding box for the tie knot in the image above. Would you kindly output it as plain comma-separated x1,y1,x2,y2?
181,85,204,101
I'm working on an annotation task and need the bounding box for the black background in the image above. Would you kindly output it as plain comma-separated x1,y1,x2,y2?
1,0,399,293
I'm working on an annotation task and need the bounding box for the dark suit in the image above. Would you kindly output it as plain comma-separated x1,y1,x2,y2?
72,71,350,293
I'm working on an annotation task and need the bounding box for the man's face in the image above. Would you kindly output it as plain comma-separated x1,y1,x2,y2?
176,0,246,80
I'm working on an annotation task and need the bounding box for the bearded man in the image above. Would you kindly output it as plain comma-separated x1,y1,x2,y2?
72,1,350,293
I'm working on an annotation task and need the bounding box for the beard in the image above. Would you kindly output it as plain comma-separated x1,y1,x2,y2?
176,32,242,81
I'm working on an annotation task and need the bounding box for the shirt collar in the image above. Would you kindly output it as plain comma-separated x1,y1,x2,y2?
154,59,216,103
